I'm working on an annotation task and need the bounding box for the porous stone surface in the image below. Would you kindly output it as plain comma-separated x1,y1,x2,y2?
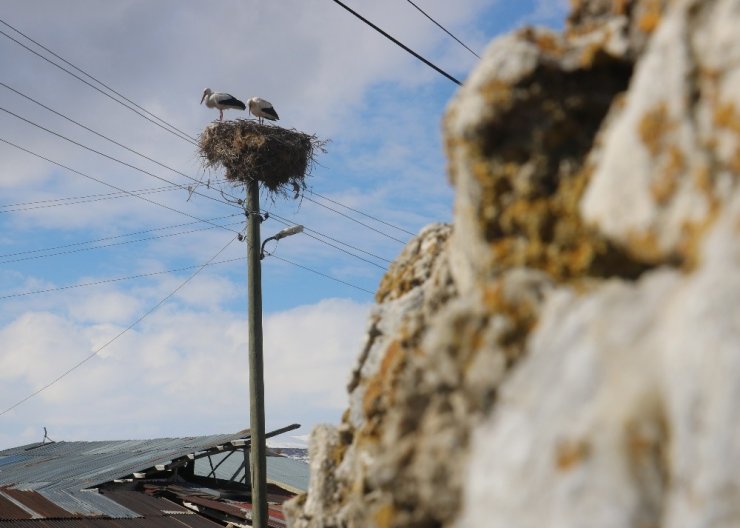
285,0,740,526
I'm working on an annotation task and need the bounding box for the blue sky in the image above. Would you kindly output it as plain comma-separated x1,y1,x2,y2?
0,0,567,449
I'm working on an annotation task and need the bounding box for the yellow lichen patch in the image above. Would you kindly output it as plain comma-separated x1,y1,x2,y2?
626,230,664,263
555,439,591,471
612,0,629,15
730,145,740,175
373,503,396,528
624,413,669,478
639,102,671,156
677,207,720,271
375,229,449,304
331,438,349,467
480,78,515,109
713,101,740,174
692,165,713,196
580,42,604,69
534,32,564,56
482,281,540,362
713,101,740,134
637,0,663,33
650,146,683,204
362,340,404,419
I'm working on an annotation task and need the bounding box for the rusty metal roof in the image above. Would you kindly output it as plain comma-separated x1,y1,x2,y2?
1,488,73,519
0,492,32,520
98,492,189,517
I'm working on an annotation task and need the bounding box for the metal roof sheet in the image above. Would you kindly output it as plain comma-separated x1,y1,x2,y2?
98,492,190,517
0,492,33,520
2,488,73,519
193,452,309,494
0,517,222,527
0,454,31,469
0,433,248,519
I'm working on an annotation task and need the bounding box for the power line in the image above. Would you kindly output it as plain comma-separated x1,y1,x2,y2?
308,190,416,236
0,214,241,260
0,15,444,246
0,35,420,242
0,105,237,210
0,184,177,213
0,179,231,213
0,82,237,203
329,0,463,86
302,195,408,244
0,137,241,234
267,253,375,295
0,255,244,301
2,84,417,242
403,0,480,59
1,135,390,285
306,190,416,236
267,212,391,269
0,220,243,265
0,235,238,418
0,20,198,145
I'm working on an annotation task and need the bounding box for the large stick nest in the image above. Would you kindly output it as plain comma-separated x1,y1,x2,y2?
198,119,327,197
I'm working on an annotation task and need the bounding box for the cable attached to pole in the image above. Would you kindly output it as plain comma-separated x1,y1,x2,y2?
330,0,463,86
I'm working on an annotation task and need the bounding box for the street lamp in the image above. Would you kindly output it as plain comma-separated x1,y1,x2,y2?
260,225,304,260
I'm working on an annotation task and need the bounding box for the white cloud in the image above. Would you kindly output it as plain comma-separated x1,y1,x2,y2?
0,286,371,448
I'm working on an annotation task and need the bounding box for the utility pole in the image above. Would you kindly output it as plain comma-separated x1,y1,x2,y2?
246,176,267,528
199,118,323,528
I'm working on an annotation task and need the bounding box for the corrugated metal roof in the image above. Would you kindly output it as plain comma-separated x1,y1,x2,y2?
193,452,309,494
0,492,33,520
0,433,249,519
2,488,73,519
98,492,190,517
0,454,31,469
0,517,222,527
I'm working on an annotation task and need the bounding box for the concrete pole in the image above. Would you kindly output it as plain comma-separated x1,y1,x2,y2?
246,177,267,528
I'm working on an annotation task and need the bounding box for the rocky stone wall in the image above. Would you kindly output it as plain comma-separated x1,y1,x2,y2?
285,1,740,526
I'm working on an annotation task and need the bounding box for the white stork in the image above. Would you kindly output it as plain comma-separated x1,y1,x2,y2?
248,97,279,124
200,88,246,121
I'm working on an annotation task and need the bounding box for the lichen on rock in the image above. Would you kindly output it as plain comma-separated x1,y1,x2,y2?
286,0,740,526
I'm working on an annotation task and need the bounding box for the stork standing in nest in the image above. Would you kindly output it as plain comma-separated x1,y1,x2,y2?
201,88,246,121
248,97,279,124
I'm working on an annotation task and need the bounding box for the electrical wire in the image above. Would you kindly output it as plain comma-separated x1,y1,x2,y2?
0,82,239,204
0,220,243,265
3,80,417,242
0,137,241,234
329,0,463,86
0,184,178,213
267,253,376,295
0,179,231,213
0,20,198,145
0,256,244,301
267,212,391,268
403,0,480,59
0,16,442,242
0,214,241,260
0,30,420,241
0,235,238,418
0,130,391,274
307,189,417,236
0,105,238,210
302,195,408,244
